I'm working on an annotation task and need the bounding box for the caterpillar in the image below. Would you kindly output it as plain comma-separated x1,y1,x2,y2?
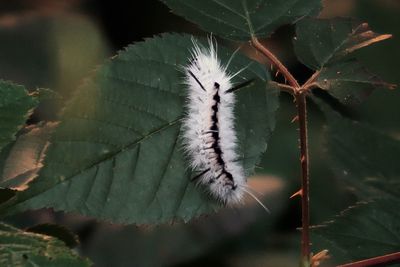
182,38,268,211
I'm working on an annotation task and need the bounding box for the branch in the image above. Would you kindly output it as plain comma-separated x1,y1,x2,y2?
251,36,311,265
302,70,321,91
338,252,400,267
251,36,300,88
273,82,296,94
301,82,319,92
296,92,310,264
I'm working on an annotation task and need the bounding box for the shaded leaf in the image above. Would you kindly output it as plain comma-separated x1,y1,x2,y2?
0,222,90,267
323,108,400,199
0,34,279,224
0,80,38,152
26,223,79,248
0,123,56,191
162,0,321,40
294,18,392,69
312,103,400,265
313,199,400,263
353,0,400,131
83,176,287,267
0,188,16,205
315,60,395,105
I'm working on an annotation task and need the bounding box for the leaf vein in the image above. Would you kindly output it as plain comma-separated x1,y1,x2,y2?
12,119,182,210
178,1,249,35
103,74,180,97
211,0,247,19
145,131,179,209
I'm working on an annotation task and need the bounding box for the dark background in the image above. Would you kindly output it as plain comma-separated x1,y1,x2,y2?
1,0,399,266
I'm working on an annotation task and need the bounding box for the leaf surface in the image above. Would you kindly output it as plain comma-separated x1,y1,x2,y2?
0,222,90,267
162,0,321,40
26,223,79,248
1,34,279,224
323,110,400,199
294,18,392,69
314,60,395,104
0,80,38,152
313,199,400,263
0,123,55,190
295,18,394,105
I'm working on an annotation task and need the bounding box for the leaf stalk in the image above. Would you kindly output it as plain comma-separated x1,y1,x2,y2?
296,91,310,264
251,37,300,89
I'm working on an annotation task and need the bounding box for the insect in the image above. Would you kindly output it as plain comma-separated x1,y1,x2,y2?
181,38,268,211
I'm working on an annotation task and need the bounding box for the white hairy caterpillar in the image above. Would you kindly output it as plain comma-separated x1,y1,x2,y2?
182,38,268,211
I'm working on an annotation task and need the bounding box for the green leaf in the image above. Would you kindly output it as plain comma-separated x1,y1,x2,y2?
314,103,400,264
0,222,90,267
323,109,400,199
85,176,286,266
295,18,394,105
313,199,400,263
0,80,38,152
294,18,392,69
0,123,55,191
315,60,395,105
352,0,400,131
1,34,279,224
26,223,79,249
162,0,321,40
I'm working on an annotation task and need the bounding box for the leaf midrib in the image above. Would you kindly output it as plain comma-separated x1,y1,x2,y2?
319,22,365,68
7,117,183,210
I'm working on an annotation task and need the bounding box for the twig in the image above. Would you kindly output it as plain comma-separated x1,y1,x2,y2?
251,36,311,265
302,70,320,89
296,92,310,264
251,36,300,88
273,82,296,94
301,82,319,92
338,251,400,267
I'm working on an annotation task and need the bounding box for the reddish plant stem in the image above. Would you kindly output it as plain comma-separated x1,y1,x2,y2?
296,92,310,264
251,37,300,88
302,70,320,89
251,36,311,265
274,82,296,94
338,252,400,267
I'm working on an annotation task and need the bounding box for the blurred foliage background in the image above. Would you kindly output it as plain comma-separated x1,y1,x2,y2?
0,0,399,266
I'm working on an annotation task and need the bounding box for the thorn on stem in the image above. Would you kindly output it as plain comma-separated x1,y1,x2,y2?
291,115,299,123
290,189,303,198
301,155,306,163
311,250,330,267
